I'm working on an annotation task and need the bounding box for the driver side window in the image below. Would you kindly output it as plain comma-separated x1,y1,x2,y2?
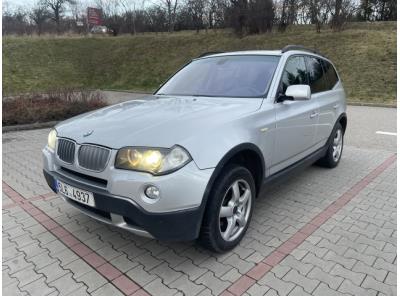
279,56,308,95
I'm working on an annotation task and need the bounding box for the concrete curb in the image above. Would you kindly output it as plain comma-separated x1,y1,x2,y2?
347,101,396,108
98,88,153,94
3,121,59,133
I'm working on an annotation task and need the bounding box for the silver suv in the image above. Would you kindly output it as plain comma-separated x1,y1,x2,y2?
43,46,347,252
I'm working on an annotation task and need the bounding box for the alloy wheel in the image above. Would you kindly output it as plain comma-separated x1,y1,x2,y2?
218,179,252,242
332,129,343,162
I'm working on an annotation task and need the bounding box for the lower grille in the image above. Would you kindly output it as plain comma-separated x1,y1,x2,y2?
57,139,75,164
60,167,108,187
69,199,111,220
78,145,110,171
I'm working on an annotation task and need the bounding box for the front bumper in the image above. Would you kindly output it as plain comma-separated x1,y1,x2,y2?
44,169,205,241
42,145,214,241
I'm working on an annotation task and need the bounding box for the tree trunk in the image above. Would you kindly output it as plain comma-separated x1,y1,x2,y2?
332,0,343,31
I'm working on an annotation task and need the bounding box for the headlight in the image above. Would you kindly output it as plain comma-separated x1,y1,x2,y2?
115,146,191,175
47,129,57,151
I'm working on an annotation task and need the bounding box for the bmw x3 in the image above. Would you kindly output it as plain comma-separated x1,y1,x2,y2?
43,45,347,252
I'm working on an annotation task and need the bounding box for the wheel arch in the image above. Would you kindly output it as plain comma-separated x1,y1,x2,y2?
338,112,347,134
196,143,264,232
212,143,265,194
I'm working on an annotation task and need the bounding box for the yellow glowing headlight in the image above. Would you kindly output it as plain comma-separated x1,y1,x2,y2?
115,146,191,175
47,129,58,151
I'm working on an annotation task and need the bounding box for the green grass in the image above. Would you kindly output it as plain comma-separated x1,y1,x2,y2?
3,22,396,104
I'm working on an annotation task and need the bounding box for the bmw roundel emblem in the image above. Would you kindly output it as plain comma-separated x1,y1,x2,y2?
83,130,94,137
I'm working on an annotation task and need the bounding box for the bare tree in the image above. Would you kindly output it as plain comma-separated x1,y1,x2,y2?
187,0,205,32
278,0,289,32
331,0,343,30
228,0,247,35
30,3,50,35
301,0,327,33
41,0,75,34
287,0,298,25
206,0,228,29
359,0,396,21
165,0,179,32
322,0,356,31
248,0,274,33
3,6,30,35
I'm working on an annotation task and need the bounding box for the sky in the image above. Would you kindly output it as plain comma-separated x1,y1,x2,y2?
3,0,99,12
3,0,153,12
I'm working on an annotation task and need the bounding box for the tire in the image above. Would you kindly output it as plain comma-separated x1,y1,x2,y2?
317,123,344,168
198,164,255,253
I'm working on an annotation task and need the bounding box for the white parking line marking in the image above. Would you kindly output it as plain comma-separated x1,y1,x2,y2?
376,131,397,136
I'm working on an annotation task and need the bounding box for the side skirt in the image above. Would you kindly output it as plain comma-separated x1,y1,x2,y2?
260,144,328,192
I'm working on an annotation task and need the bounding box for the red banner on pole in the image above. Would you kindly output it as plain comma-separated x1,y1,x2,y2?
87,7,102,25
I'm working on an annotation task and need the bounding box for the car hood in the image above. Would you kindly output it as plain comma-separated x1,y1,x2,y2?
56,95,262,149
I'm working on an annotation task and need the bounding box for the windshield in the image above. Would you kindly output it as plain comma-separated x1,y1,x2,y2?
157,55,280,98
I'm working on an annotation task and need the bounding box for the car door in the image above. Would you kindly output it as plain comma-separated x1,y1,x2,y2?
271,55,320,174
311,57,343,145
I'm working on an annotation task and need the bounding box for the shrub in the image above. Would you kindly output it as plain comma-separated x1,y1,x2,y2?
3,89,108,126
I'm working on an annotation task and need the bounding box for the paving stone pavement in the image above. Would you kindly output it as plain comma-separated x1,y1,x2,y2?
2,125,396,296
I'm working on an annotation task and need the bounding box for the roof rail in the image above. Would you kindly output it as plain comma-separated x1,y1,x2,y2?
281,45,324,57
197,51,224,58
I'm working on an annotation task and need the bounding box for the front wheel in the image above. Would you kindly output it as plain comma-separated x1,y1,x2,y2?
199,164,255,252
317,123,344,168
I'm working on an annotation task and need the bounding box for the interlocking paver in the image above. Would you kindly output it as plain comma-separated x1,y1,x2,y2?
283,269,319,293
338,278,377,296
323,250,356,270
4,255,34,274
343,248,376,266
77,270,108,293
174,259,208,281
352,260,387,282
258,271,295,296
37,261,69,283
155,249,187,268
169,274,206,295
312,282,346,296
384,271,396,286
3,121,397,296
143,278,177,296
199,257,232,277
91,282,124,296
3,280,29,296
222,253,254,274
288,286,310,296
221,267,242,283
150,262,182,285
195,271,231,295
307,266,343,290
109,254,139,273
373,257,396,273
329,264,365,286
126,265,158,287
302,252,335,272
280,255,313,276
20,276,56,296
361,275,396,296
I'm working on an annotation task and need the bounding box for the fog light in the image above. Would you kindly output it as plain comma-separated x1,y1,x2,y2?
145,185,160,199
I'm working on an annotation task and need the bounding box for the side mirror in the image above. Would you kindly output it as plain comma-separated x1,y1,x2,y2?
285,85,311,101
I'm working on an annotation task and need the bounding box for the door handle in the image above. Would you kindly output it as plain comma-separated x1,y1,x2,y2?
310,111,319,118
333,104,339,109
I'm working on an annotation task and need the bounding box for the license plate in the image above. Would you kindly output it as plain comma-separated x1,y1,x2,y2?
56,180,95,207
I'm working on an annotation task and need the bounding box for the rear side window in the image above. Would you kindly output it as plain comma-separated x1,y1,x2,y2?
320,59,339,90
306,57,326,93
279,56,308,94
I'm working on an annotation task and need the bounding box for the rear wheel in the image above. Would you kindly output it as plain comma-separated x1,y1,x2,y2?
317,123,344,168
199,164,255,252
